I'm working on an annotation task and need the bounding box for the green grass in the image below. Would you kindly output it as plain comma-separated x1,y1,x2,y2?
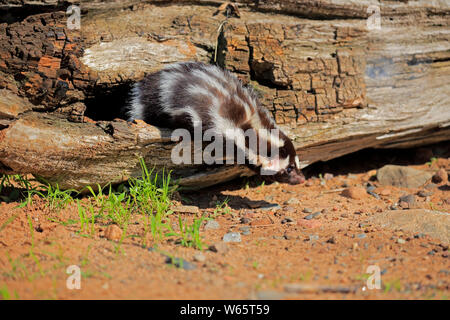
166,215,206,250
211,197,231,218
76,200,96,237
0,285,19,300
1,159,212,254
383,279,402,293
128,159,174,243
29,183,77,211
426,157,437,167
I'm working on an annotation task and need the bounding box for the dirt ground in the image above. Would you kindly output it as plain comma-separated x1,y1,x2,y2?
0,143,449,300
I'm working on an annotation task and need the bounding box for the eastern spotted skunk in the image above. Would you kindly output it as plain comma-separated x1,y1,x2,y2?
125,61,305,185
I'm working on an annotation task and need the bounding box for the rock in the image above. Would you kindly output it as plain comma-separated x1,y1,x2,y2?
370,209,450,243
297,219,322,229
204,219,220,230
417,190,433,197
171,205,199,214
375,187,391,196
398,194,416,208
209,242,229,254
193,253,206,263
341,187,367,200
165,256,196,270
281,217,295,224
377,165,432,188
304,212,321,220
104,224,122,241
303,208,313,213
260,204,282,212
326,236,336,244
239,226,251,235
397,238,406,244
308,234,319,242
240,217,251,224
356,233,367,239
367,191,380,199
222,232,241,243
284,198,300,205
432,168,448,184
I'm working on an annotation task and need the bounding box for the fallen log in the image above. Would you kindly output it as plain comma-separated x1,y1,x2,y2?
0,0,449,190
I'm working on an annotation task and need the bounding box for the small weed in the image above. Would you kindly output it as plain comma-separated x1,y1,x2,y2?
383,279,402,293
167,215,206,250
0,285,18,300
76,200,96,237
212,198,231,218
426,157,437,167
29,183,77,211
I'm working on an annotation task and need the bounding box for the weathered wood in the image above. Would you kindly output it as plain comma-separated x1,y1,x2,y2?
0,0,449,190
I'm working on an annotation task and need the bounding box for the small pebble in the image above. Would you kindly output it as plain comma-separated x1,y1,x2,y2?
326,236,336,244
304,212,321,220
417,190,433,197
281,217,295,224
104,224,122,241
165,257,196,270
356,233,367,239
367,191,380,199
341,187,367,200
284,198,300,205
399,194,416,206
240,217,251,224
222,232,241,243
260,204,281,212
204,220,220,230
397,238,406,244
239,226,251,235
193,253,206,263
303,208,313,213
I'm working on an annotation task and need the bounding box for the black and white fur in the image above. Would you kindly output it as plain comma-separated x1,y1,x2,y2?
125,62,305,184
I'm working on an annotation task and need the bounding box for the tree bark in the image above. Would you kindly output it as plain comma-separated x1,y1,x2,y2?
0,0,449,190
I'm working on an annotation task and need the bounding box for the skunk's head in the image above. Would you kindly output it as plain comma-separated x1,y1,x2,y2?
259,131,305,185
